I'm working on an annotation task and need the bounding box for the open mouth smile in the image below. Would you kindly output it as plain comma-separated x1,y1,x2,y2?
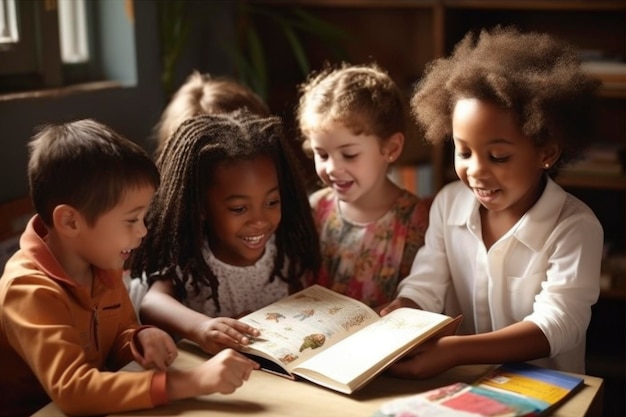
242,234,265,245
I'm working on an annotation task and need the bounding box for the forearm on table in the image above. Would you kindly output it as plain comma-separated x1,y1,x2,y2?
165,367,204,401
444,321,550,365
140,292,208,341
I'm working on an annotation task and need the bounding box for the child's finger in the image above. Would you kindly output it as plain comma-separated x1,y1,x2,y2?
230,321,260,337
164,350,177,367
212,324,257,345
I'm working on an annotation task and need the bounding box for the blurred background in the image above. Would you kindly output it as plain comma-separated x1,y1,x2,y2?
0,0,623,413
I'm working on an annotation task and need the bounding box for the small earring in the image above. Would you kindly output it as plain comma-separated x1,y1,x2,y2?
544,163,550,169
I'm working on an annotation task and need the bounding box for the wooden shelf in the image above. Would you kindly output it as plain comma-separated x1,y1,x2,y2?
253,0,626,307
598,86,626,98
252,0,437,7
258,0,625,10
555,174,626,190
601,287,626,300
253,3,625,410
443,0,625,11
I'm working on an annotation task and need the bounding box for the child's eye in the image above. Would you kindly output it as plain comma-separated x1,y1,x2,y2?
228,207,246,214
126,218,139,225
267,198,281,207
455,151,470,159
490,155,510,163
343,153,358,160
314,152,328,160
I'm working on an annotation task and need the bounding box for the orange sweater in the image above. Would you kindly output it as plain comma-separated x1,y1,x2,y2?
0,216,166,416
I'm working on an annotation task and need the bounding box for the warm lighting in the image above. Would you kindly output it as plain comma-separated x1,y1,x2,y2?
58,0,89,63
0,0,18,44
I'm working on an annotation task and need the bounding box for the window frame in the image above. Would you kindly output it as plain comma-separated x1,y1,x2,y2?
0,0,100,94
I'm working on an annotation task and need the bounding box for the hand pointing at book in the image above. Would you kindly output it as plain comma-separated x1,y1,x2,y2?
191,317,261,354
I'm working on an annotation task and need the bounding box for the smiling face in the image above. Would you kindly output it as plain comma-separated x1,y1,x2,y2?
452,98,557,218
309,120,392,206
203,155,281,266
76,184,154,271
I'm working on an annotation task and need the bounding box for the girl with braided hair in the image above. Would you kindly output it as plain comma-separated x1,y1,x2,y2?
128,111,321,355
125,72,271,313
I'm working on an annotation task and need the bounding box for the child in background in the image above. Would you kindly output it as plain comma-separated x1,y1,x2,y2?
129,111,321,355
296,62,430,310
381,27,603,376
153,70,270,156
0,119,258,417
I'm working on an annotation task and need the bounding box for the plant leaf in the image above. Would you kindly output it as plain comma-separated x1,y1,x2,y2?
245,25,268,100
280,24,309,76
290,7,351,41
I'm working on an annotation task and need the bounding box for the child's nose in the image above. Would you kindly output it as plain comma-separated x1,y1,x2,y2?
248,209,271,228
248,217,269,230
137,221,148,238
327,157,343,175
467,156,487,178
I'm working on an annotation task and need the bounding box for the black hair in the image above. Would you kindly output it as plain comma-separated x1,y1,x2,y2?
129,111,321,311
28,118,159,227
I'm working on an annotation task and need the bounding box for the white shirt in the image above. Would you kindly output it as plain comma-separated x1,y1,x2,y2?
397,178,603,373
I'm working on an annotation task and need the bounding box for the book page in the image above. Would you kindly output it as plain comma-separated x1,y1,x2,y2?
238,285,380,373
293,308,455,392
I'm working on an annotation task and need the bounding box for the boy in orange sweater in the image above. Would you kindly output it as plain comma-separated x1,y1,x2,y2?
0,119,258,417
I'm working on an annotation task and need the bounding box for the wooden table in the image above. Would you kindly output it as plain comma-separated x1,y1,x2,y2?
33,341,604,417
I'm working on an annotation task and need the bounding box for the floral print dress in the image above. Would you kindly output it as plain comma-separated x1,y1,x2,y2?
310,187,430,308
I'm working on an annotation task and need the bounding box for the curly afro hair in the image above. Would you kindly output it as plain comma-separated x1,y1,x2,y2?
411,26,600,170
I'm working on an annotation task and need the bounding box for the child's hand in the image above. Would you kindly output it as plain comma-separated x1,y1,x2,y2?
195,349,260,394
192,317,260,355
166,349,260,400
387,335,460,379
134,327,178,371
379,297,419,316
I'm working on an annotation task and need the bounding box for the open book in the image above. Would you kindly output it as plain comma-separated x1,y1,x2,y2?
372,362,584,416
237,285,462,394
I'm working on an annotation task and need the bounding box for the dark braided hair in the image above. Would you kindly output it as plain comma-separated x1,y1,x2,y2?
129,111,320,312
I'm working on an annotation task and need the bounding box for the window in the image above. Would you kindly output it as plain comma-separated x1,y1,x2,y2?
0,0,19,44
0,0,39,82
58,0,90,64
0,0,136,96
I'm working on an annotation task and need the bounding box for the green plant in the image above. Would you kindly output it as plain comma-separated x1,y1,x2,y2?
226,1,350,101
156,1,349,100
156,0,192,96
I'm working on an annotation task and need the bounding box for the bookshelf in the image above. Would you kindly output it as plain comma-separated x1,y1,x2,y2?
250,3,624,408
252,0,625,301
